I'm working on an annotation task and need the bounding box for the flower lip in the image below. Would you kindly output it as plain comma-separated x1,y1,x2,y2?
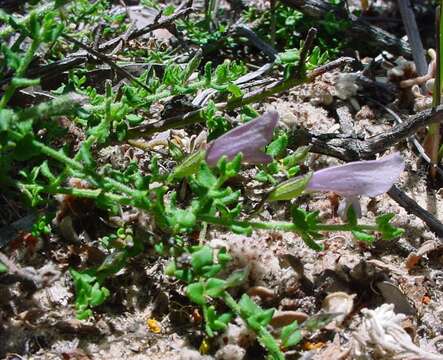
306,152,405,197
205,111,279,166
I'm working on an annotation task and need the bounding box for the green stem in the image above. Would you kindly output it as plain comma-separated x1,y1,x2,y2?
44,186,130,203
0,38,40,109
31,139,84,171
29,138,146,200
198,214,378,234
222,292,284,360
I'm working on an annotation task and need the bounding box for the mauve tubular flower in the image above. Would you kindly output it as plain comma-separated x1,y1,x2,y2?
205,111,279,166
306,152,405,197
307,152,405,219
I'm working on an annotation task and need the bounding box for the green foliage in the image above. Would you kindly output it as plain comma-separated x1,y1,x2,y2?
70,269,110,319
0,261,8,274
243,3,349,56
256,144,309,185
70,227,143,319
31,215,52,238
280,321,303,349
0,4,404,359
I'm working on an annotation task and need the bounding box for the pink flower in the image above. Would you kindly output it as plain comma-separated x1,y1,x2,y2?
306,153,405,197
306,152,405,218
268,153,405,219
205,111,279,166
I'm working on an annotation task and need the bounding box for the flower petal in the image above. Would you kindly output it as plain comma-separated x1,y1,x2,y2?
306,153,405,197
205,111,279,166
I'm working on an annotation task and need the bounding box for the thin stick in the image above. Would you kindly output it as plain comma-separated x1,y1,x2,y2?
388,186,443,237
62,34,151,92
397,0,427,76
428,5,442,178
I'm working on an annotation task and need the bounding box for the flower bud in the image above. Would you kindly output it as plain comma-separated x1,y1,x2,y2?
268,172,312,201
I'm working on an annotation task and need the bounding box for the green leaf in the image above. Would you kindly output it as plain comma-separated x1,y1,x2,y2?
352,230,375,243
164,261,176,276
252,308,274,327
281,321,298,343
225,265,250,288
215,60,230,84
1,45,21,71
257,332,284,360
282,146,311,167
126,114,143,126
227,83,243,98
202,264,222,278
266,134,288,157
187,282,205,305
97,251,128,275
182,49,202,83
28,12,40,38
0,109,14,131
238,294,260,317
191,246,213,272
376,213,404,240
171,150,205,179
163,4,175,16
217,249,232,265
277,49,300,65
205,278,226,297
281,321,302,348
168,207,196,232
255,170,270,183
196,163,217,189
89,282,110,306
168,141,184,161
213,312,232,330
284,330,303,348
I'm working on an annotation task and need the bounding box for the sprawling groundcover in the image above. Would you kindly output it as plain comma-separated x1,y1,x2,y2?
1,1,443,359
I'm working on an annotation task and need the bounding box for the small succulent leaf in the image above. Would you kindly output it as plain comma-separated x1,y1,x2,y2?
186,282,205,305
205,278,227,297
284,330,303,348
253,308,275,327
291,207,309,231
282,146,311,167
239,294,261,317
224,265,250,288
202,264,222,278
191,246,213,272
280,321,299,344
227,83,243,98
89,283,110,306
352,230,375,243
196,162,217,189
266,133,288,157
